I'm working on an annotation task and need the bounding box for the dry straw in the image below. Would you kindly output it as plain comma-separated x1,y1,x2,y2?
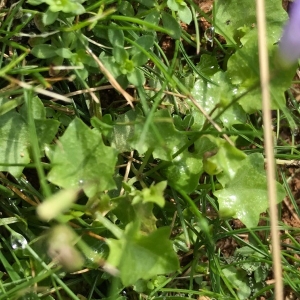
256,0,283,298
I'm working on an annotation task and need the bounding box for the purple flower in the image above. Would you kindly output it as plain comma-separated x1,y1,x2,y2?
279,0,300,65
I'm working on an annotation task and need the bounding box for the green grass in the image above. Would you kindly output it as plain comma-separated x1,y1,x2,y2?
0,0,300,299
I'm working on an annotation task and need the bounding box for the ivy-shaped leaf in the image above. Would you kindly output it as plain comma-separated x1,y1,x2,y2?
47,118,117,197
109,110,137,152
190,72,246,129
19,96,60,155
107,223,179,286
0,110,30,177
214,153,286,228
163,150,203,194
131,109,187,161
214,0,287,45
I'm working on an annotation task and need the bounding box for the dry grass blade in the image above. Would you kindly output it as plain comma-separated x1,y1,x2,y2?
4,75,73,103
256,0,283,298
87,50,135,108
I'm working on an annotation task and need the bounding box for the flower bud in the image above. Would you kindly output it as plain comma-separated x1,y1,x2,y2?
278,0,300,66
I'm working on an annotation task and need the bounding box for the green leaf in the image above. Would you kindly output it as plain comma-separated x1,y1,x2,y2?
107,224,179,286
214,0,287,45
55,48,73,59
196,54,220,77
44,0,85,14
110,110,137,152
163,150,203,194
131,109,187,161
108,24,124,47
144,10,160,27
190,72,246,129
127,68,145,86
113,46,128,65
42,8,58,25
167,0,180,11
31,44,58,59
205,139,247,185
47,118,117,197
0,110,30,177
161,12,181,39
178,5,192,25
118,1,134,16
227,32,294,113
132,181,167,207
214,153,286,228
131,35,155,56
222,267,251,300
132,52,149,67
19,97,60,153
35,119,60,150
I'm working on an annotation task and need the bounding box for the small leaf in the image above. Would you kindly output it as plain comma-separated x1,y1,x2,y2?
132,181,167,207
196,54,220,77
107,225,179,286
132,52,149,67
113,46,128,64
214,153,286,227
42,8,58,25
118,1,134,16
206,140,247,185
127,68,145,86
31,44,58,59
108,24,124,47
178,5,192,25
167,0,180,11
131,35,155,55
144,10,160,27
55,48,73,59
161,12,181,39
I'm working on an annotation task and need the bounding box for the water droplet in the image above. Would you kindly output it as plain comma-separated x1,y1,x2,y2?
10,232,28,250
292,128,299,136
204,26,215,46
78,179,84,186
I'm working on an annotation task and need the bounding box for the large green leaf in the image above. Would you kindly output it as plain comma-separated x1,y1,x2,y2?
190,72,246,129
227,32,295,113
0,110,30,177
110,110,137,153
163,150,203,194
47,118,117,197
204,138,247,186
107,223,179,286
214,153,286,228
19,97,60,154
131,109,187,161
214,0,287,45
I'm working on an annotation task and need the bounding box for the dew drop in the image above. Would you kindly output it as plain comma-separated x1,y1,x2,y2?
10,232,28,250
204,26,215,46
78,179,84,186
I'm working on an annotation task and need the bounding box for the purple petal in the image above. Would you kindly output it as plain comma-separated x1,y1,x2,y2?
279,0,300,65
